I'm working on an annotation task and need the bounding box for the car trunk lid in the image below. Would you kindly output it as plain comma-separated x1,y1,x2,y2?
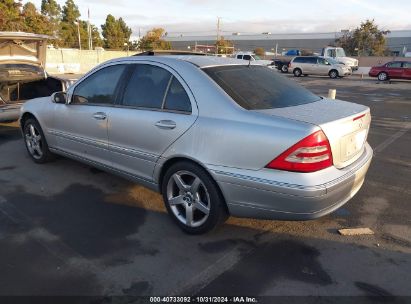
0,32,49,81
254,98,371,169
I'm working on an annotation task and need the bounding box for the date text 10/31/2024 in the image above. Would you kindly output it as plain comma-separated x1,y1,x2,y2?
149,297,258,303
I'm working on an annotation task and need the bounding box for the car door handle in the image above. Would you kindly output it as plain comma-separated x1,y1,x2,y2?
93,112,107,120
155,120,176,129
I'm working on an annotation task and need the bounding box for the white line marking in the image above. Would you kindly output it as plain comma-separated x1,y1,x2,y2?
374,122,411,154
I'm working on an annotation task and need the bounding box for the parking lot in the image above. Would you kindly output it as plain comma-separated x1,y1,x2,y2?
0,75,410,300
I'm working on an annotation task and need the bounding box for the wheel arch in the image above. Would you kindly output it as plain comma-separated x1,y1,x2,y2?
20,112,38,130
156,156,229,213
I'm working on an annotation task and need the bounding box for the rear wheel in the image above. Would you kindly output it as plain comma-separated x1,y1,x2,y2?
329,69,339,79
293,68,302,77
378,72,388,81
23,118,54,163
281,65,288,73
161,161,228,234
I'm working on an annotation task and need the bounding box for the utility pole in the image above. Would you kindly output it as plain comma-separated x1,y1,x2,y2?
216,16,221,55
87,8,92,50
76,19,81,51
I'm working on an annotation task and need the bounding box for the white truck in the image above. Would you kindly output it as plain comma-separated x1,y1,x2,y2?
321,46,359,71
233,52,275,68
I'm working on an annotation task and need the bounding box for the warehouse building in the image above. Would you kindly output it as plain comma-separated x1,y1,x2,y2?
165,30,411,55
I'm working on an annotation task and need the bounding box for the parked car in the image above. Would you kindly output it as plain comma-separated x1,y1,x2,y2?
0,32,71,123
289,56,352,78
20,56,372,234
368,61,411,81
321,46,359,71
233,51,274,68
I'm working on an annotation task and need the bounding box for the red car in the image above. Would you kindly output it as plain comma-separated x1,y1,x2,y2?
369,61,411,81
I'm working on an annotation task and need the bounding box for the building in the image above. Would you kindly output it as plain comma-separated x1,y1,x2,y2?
165,30,411,55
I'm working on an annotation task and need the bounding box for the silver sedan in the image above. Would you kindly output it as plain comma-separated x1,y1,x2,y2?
20,56,373,234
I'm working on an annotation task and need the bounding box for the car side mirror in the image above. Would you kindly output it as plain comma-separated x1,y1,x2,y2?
52,92,67,104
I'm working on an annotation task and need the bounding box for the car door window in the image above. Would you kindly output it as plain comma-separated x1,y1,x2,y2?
72,64,126,105
402,62,411,68
243,55,251,60
387,62,402,68
236,55,243,59
318,58,326,65
164,77,192,113
122,64,172,109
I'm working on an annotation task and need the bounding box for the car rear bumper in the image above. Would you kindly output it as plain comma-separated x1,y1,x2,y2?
0,104,21,123
210,142,373,220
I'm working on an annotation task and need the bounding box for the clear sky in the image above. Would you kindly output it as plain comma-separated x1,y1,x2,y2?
30,0,411,39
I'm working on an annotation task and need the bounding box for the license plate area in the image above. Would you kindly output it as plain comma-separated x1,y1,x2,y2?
341,129,367,162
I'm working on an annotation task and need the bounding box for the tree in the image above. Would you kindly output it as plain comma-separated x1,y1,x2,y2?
216,37,233,54
254,47,265,56
0,0,25,31
22,2,53,35
41,0,61,40
59,0,81,48
336,19,390,56
101,15,132,50
138,28,171,51
61,0,79,23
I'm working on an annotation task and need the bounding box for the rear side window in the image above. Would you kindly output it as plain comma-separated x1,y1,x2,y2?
293,57,306,63
72,64,126,104
236,55,243,59
122,64,171,108
204,65,321,109
164,77,192,112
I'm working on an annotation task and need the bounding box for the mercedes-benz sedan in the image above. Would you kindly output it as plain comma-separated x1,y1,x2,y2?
20,56,373,234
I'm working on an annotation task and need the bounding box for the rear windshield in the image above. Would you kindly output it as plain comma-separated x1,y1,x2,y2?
203,65,321,110
0,64,44,80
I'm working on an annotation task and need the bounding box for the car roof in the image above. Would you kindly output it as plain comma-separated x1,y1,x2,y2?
110,55,246,68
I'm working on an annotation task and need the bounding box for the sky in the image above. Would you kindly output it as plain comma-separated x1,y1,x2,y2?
30,0,411,40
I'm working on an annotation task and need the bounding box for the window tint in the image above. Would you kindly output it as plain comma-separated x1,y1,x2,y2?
204,65,321,110
243,55,252,60
387,62,402,68
308,57,318,64
72,65,126,104
164,77,192,112
122,64,172,108
236,55,243,59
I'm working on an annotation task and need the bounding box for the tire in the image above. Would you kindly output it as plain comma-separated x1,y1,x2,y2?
329,69,339,79
281,65,288,73
23,118,54,163
161,161,228,234
293,68,302,77
303,74,308,77
378,72,388,81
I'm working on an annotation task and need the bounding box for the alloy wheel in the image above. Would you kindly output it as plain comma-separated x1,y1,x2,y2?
25,124,43,160
166,170,211,227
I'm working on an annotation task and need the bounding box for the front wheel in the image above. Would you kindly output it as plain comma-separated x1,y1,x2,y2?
378,72,388,81
329,69,339,79
23,118,54,163
161,161,228,234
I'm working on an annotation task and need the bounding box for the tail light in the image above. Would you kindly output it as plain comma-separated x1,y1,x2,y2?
266,130,333,173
